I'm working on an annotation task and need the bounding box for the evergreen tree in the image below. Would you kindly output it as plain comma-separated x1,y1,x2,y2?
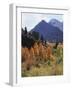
24,27,27,34
53,42,59,49
41,35,44,43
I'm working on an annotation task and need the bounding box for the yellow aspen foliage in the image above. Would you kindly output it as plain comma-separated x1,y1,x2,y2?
46,46,52,58
33,42,39,56
25,48,33,70
21,47,27,62
30,47,35,56
30,47,35,64
50,54,56,62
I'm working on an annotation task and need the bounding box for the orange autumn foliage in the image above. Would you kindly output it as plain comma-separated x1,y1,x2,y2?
46,46,52,58
33,43,39,56
22,42,57,70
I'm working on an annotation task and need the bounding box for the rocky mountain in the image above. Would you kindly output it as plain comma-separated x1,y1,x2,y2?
31,20,63,43
49,19,63,31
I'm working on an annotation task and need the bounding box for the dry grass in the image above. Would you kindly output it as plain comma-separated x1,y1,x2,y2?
21,43,63,77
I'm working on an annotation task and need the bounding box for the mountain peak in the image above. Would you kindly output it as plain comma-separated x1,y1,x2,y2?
49,19,61,24
49,19,63,31
31,19,63,43
41,20,46,23
39,20,47,24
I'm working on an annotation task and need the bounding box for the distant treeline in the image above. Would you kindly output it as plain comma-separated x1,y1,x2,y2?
21,27,45,49
21,27,60,49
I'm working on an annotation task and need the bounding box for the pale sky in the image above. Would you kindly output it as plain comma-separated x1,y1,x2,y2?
22,13,63,31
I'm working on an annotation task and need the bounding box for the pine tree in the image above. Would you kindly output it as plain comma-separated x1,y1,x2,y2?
41,35,44,43
24,27,27,34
